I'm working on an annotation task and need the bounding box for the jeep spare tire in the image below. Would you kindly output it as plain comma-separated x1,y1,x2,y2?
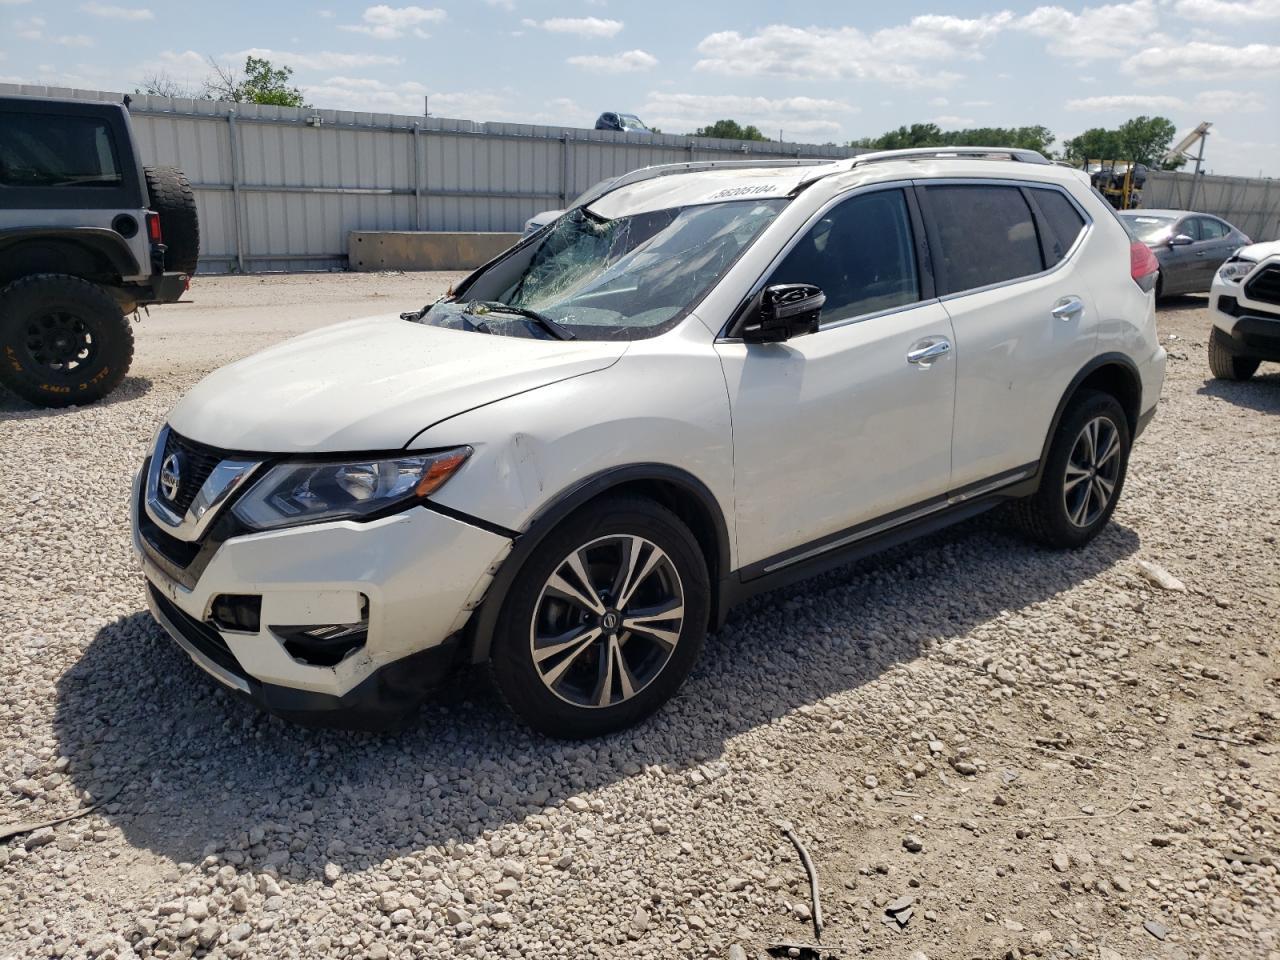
0,274,134,408
143,165,200,277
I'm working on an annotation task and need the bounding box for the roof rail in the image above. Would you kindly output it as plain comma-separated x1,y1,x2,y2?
850,146,1052,166
574,157,836,209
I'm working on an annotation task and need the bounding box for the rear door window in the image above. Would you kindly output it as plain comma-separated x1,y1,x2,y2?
922,184,1045,295
1198,217,1228,240
768,188,921,325
0,113,122,188
1028,188,1086,265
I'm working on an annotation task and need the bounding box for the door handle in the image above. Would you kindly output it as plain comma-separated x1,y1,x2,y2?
906,337,952,366
1051,296,1085,322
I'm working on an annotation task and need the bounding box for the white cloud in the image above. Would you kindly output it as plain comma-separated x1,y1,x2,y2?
963,99,993,107
1066,89,1266,112
1065,94,1187,112
1122,40,1280,79
1014,0,1158,60
156,49,209,72
15,16,44,39
521,16,623,38
80,2,154,19
226,48,402,71
0,0,32,5
55,34,95,47
929,96,949,106
484,0,515,8
318,9,335,17
1172,0,1280,20
643,92,857,139
692,15,1011,87
299,78,590,125
932,114,976,127
340,5,446,39
567,49,656,72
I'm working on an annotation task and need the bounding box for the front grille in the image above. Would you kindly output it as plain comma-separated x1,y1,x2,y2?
161,430,222,515
149,583,247,681
1244,264,1280,306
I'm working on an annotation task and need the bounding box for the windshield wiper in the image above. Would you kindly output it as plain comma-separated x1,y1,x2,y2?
466,301,576,341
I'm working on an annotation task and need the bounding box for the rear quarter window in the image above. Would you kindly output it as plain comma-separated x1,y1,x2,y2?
923,184,1044,294
0,112,122,188
1028,188,1086,265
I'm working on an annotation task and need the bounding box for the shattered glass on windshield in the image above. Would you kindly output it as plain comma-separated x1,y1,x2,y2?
417,198,787,341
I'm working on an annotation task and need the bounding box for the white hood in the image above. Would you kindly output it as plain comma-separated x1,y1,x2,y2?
166,314,627,453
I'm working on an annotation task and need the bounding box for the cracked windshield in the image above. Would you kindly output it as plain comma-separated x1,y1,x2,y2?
421,197,788,340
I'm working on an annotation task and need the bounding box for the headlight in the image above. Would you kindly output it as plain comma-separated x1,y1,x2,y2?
232,447,471,531
1218,258,1255,284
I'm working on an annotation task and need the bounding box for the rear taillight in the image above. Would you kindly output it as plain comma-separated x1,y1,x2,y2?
146,212,163,244
1130,240,1159,292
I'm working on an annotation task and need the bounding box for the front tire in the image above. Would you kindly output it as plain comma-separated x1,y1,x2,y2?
1011,389,1131,549
1208,328,1259,381
0,274,133,408
490,497,709,738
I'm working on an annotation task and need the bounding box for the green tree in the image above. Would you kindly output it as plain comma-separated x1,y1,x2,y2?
205,56,309,107
1060,116,1183,168
692,119,770,141
850,123,1054,154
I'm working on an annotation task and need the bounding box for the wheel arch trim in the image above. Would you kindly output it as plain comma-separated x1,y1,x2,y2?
1034,352,1142,487
463,463,731,663
0,227,141,279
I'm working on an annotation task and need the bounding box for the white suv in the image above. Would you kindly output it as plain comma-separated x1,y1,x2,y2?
131,148,1166,738
1208,239,1280,381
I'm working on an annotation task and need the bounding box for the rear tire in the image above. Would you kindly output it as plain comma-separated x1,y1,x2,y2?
0,274,133,408
1011,389,1130,549
143,165,200,277
489,497,709,738
1208,328,1259,381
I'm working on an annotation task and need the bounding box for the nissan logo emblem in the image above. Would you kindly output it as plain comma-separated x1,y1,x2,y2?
160,452,183,502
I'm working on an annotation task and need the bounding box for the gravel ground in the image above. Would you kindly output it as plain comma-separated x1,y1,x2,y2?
2,275,1277,960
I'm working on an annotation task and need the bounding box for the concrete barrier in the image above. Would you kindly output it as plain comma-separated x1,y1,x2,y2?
348,232,522,272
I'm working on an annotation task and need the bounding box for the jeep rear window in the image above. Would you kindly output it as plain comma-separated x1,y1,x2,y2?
0,114,123,189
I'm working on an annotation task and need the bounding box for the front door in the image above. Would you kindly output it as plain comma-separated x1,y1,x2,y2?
715,186,956,571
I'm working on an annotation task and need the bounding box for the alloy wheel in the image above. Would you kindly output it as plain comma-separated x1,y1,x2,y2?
1063,415,1122,528
529,534,685,709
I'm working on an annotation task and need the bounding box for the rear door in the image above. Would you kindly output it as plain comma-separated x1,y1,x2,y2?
1193,216,1236,287
918,180,1097,490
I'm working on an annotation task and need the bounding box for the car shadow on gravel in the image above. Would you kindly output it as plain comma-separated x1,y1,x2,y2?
1197,370,1280,413
52,516,1140,881
0,376,153,420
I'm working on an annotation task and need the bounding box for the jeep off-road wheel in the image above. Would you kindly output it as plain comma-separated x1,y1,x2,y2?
1011,389,1131,549
490,498,709,738
1208,327,1259,381
143,165,200,277
0,274,133,408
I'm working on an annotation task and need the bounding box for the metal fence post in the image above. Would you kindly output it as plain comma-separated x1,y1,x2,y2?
559,135,569,207
413,122,423,231
227,110,247,273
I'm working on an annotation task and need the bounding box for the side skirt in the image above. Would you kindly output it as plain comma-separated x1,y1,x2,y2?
716,464,1037,624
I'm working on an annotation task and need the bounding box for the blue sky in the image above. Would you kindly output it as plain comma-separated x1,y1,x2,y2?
2,0,1277,175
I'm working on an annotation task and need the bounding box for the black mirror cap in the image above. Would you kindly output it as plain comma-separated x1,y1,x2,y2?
741,284,825,343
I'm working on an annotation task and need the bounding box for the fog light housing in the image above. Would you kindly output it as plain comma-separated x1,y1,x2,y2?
209,594,262,633
273,596,369,667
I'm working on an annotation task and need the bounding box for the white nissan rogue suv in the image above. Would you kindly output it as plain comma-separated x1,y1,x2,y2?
131,148,1166,738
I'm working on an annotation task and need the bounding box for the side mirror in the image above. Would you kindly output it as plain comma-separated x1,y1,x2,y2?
1168,234,1194,246
740,284,825,343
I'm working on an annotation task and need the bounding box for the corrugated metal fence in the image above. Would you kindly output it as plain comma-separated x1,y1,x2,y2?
1,83,861,274
1142,171,1280,242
